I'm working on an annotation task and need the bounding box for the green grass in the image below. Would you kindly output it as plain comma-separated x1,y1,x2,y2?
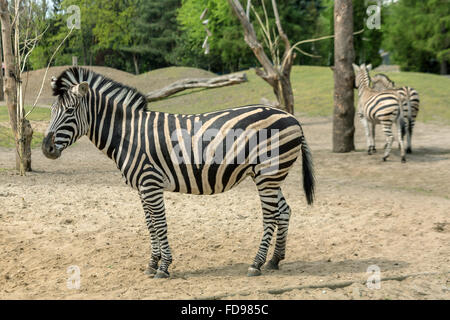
0,106,51,122
0,125,45,149
1,66,449,149
148,66,450,125
0,106,50,148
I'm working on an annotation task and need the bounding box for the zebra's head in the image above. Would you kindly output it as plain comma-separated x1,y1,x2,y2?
42,75,90,159
371,73,395,91
352,63,372,89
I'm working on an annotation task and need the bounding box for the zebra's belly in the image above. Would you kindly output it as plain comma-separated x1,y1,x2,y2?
161,163,256,195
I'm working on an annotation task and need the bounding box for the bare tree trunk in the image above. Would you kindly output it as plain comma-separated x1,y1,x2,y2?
0,0,17,134
0,0,32,172
228,0,295,114
0,33,4,101
332,0,355,153
440,60,448,75
133,53,139,75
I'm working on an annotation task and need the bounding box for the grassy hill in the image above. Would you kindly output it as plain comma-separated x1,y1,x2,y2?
0,65,449,148
148,66,450,125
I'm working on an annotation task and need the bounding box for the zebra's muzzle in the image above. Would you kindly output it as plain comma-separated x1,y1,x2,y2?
42,132,62,159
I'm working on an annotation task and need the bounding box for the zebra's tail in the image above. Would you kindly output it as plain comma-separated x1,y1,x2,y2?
300,135,315,205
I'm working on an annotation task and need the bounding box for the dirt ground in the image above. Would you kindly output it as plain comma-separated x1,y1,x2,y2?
0,114,449,300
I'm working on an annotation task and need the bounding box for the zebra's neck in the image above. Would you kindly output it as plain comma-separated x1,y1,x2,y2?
357,72,371,97
86,84,149,166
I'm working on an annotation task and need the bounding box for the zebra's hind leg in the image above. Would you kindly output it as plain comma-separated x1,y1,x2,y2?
369,121,376,153
141,188,172,279
381,122,394,162
265,189,291,271
396,117,406,163
360,115,373,155
248,186,279,277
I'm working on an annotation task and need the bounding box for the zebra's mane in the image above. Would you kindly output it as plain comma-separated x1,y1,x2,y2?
52,67,148,111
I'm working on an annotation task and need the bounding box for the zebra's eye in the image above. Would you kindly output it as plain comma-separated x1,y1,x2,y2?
66,108,75,115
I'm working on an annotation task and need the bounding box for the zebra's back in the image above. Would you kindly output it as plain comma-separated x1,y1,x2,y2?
143,105,303,195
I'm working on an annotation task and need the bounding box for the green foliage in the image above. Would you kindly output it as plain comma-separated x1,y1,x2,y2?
383,0,450,73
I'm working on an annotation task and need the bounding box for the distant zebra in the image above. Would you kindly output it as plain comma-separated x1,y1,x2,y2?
371,73,420,153
352,63,406,162
42,67,315,278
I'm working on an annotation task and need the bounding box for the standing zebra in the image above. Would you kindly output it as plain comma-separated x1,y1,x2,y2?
371,73,420,153
42,67,315,278
352,63,406,162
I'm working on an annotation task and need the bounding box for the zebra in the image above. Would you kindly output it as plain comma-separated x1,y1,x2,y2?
352,63,406,162
371,73,420,153
42,67,315,279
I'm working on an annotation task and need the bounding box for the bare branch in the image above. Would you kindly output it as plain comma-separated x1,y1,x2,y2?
25,25,75,118
145,73,247,102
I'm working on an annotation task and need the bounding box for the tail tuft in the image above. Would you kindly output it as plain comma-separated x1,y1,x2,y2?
301,136,315,205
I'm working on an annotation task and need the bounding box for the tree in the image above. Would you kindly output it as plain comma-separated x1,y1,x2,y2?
332,0,355,153
228,0,297,114
383,0,450,74
129,0,181,73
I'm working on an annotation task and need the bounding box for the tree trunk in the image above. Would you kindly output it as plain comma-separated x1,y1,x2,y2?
133,53,139,75
0,0,32,172
0,33,4,102
332,0,355,153
440,60,448,75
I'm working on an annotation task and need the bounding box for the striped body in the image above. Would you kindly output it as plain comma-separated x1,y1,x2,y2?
371,73,420,153
42,68,315,278
353,63,406,162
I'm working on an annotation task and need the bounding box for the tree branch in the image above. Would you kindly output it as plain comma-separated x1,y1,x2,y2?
145,73,248,102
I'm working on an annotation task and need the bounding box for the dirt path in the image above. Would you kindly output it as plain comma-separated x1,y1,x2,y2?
0,115,449,299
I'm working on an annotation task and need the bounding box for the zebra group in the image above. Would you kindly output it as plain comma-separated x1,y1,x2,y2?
352,63,420,162
42,67,315,278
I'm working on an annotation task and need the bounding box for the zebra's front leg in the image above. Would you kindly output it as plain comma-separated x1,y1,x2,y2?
141,188,172,279
248,188,279,277
140,194,161,275
145,219,161,275
265,189,291,271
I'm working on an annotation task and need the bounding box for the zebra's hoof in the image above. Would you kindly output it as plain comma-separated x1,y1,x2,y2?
153,270,170,279
401,157,406,163
265,260,279,270
247,266,262,277
144,266,158,276
382,156,388,162
372,148,377,153
406,148,412,154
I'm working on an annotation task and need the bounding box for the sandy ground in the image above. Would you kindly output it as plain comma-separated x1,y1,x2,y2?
0,114,449,300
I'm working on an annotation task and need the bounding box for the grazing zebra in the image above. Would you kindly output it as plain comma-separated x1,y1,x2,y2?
42,67,315,278
371,73,420,153
352,63,406,162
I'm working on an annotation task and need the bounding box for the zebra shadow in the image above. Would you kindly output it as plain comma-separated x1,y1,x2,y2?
406,147,450,162
172,258,409,279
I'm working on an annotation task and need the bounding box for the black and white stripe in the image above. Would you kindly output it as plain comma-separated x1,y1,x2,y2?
371,73,420,153
352,63,406,162
42,67,315,278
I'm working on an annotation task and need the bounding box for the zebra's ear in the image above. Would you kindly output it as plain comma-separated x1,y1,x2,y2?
71,82,89,97
366,64,373,71
352,63,359,74
51,76,57,89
